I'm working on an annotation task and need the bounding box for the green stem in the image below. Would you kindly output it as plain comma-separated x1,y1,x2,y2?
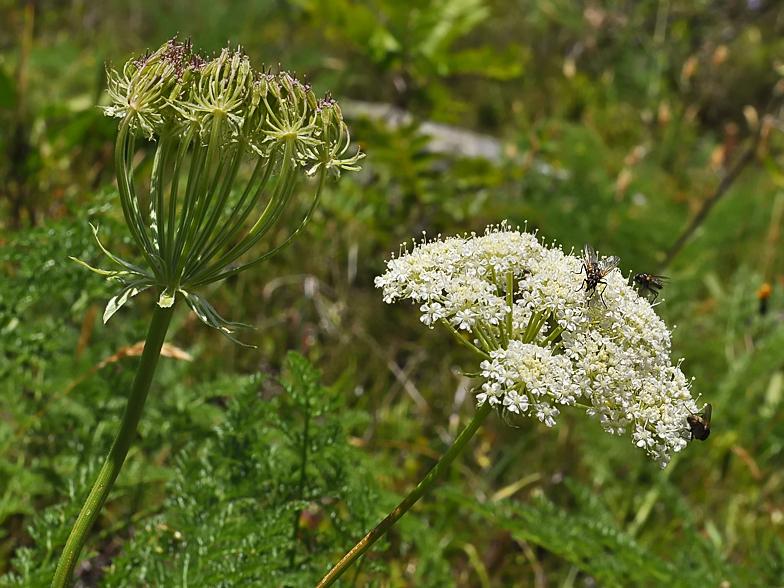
290,402,311,567
440,319,491,360
505,271,514,341
315,401,493,588
51,304,175,588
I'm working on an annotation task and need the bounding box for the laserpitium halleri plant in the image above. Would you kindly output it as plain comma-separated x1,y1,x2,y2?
318,224,705,587
53,38,361,588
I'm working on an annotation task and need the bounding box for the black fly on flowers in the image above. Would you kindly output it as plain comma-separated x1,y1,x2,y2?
633,273,670,303
577,243,620,307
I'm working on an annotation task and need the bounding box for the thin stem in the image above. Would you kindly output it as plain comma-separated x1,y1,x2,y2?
290,402,311,567
119,131,164,280
171,114,226,282
166,124,197,271
656,134,759,273
505,271,514,340
183,154,273,281
471,323,493,353
441,322,469,349
114,119,160,281
189,159,324,287
529,311,549,344
315,401,493,588
149,133,173,260
440,319,491,360
540,324,565,347
171,140,208,274
51,305,175,588
477,321,501,352
522,310,543,344
183,140,244,271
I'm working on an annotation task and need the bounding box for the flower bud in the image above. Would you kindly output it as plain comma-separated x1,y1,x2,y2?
84,37,362,346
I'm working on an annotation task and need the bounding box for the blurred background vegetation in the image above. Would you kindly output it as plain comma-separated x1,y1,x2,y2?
2,0,784,586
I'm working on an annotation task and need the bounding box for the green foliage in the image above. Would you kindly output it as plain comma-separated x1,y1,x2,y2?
4,0,784,586
1,459,107,587
3,354,388,586
443,477,784,587
287,0,527,124
0,193,119,377
0,200,130,531
97,353,381,586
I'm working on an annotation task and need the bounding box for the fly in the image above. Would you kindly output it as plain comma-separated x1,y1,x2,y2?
633,273,670,303
578,243,620,306
687,403,712,441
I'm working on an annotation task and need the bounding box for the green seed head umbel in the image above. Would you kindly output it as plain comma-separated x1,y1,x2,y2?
76,38,363,345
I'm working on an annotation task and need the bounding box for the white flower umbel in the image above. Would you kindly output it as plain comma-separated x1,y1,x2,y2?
375,224,701,468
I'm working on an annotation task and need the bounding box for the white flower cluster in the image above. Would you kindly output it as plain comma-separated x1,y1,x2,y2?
374,224,701,467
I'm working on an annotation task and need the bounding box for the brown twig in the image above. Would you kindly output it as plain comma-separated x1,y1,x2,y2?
655,135,759,274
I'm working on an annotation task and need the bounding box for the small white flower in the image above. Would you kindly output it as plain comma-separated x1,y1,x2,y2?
376,223,702,467
419,302,445,326
454,309,477,331
534,403,560,427
503,390,529,414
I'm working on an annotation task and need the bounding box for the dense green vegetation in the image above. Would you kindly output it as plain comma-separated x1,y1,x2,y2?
2,0,784,586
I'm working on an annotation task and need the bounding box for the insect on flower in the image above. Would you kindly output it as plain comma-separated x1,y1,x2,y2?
578,243,620,306
633,273,670,303
687,403,712,441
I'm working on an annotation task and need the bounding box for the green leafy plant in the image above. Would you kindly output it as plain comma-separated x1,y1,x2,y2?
50,37,361,587
2,353,396,587
293,0,526,116
97,353,390,587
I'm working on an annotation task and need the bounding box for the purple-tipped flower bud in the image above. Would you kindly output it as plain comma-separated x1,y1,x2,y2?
84,37,363,345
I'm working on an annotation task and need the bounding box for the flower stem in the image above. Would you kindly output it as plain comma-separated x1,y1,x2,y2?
315,401,493,588
441,319,491,360
51,305,175,588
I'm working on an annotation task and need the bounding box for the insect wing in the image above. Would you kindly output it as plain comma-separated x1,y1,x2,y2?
645,274,669,289
583,243,598,265
701,403,712,427
598,255,621,275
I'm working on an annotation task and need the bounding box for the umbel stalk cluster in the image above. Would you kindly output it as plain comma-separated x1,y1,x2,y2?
77,37,362,342
54,38,360,588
